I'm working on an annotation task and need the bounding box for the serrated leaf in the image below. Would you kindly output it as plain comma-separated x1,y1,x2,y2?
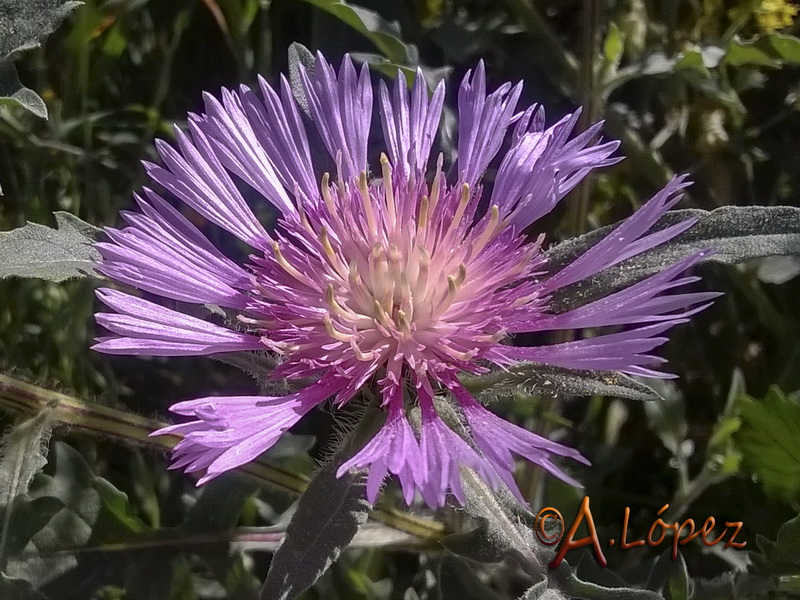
298,0,414,64
259,465,369,600
0,61,47,118
0,212,101,281
460,364,663,403
438,556,505,600
546,206,800,312
0,409,54,567
0,409,53,509
734,387,800,503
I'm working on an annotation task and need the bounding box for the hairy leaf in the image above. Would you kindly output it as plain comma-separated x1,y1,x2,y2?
438,555,505,600
460,364,663,403
0,212,101,281
0,0,82,117
0,409,54,567
520,578,568,600
734,387,800,503
259,465,369,600
0,0,82,60
287,42,315,118
546,206,800,312
0,409,53,509
551,565,663,600
0,62,47,118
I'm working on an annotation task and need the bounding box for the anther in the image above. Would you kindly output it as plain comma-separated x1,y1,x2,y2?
418,195,430,231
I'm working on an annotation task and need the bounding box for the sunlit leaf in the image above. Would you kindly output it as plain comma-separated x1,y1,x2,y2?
0,212,101,281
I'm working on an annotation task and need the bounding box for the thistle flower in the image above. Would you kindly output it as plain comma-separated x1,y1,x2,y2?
93,54,716,507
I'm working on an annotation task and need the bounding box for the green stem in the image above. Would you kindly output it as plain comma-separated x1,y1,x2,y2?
24,523,440,557
0,373,446,543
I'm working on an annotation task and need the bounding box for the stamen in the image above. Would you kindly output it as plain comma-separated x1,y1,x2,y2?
472,205,500,253
380,153,396,224
325,284,349,317
272,242,314,286
324,314,354,342
321,172,336,214
373,300,392,327
358,171,378,234
445,184,471,239
320,227,338,264
428,154,444,214
418,195,430,232
350,339,375,361
335,151,346,197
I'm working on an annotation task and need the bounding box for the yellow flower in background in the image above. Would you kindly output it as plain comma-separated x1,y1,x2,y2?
756,0,798,32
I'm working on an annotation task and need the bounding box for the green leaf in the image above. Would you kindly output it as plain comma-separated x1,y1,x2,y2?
259,465,369,600
182,473,257,533
92,478,148,541
460,364,663,403
298,0,414,64
726,34,800,67
438,556,505,600
5,442,101,587
665,553,690,600
0,62,47,119
0,496,63,558
734,387,800,503
0,212,102,281
546,206,800,313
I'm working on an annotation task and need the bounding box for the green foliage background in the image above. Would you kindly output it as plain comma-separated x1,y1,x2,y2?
2,0,800,598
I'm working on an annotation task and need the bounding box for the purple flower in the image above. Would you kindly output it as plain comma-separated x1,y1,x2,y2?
93,54,717,507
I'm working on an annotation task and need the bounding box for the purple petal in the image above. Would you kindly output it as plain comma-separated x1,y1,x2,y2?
93,288,262,356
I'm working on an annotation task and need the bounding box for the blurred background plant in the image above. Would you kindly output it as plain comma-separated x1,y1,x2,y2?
2,0,800,598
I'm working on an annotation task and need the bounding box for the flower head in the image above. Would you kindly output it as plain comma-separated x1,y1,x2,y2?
94,54,716,507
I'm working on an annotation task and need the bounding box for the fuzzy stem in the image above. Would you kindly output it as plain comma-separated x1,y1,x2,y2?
0,373,446,543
